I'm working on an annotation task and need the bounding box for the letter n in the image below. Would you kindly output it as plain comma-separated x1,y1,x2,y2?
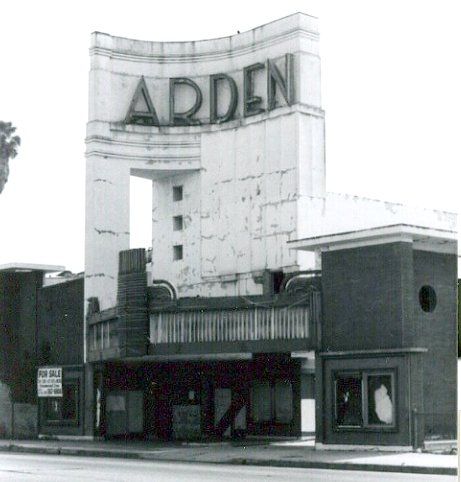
267,54,294,110
125,76,160,126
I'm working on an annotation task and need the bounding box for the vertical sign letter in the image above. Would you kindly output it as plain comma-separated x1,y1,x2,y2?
267,54,294,110
243,63,265,117
210,74,238,124
169,78,203,126
125,76,160,126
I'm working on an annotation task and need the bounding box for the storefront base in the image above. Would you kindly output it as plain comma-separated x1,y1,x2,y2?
90,353,315,441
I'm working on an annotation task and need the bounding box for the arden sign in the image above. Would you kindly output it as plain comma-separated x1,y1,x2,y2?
125,54,294,127
37,367,62,397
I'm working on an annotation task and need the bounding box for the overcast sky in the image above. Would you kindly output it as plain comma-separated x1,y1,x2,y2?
0,0,459,272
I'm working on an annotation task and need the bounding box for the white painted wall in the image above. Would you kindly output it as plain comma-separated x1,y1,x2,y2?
301,398,316,434
297,193,457,239
86,13,325,307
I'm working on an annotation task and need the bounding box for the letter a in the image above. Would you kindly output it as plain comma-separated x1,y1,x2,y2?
125,76,160,126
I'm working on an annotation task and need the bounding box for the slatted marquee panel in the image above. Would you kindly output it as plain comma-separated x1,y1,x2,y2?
149,302,316,345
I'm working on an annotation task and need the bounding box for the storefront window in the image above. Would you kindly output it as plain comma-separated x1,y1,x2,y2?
45,382,79,424
46,398,61,421
335,375,362,427
334,371,395,430
274,380,293,423
251,381,271,422
251,379,293,425
366,374,394,426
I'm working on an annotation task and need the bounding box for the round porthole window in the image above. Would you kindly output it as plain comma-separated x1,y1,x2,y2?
419,285,437,313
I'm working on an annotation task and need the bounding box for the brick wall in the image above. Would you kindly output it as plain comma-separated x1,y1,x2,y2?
413,250,457,430
37,277,84,366
321,242,414,351
0,271,43,402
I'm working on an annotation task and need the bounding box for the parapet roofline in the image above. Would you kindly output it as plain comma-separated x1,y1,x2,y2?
0,263,65,273
89,12,319,59
288,224,457,254
90,12,318,46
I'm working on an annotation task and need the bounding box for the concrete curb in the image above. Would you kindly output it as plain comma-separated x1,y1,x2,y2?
225,458,457,476
0,444,456,476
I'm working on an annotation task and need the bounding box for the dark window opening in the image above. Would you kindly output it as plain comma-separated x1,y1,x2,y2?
173,245,183,261
419,285,437,313
45,382,79,424
272,271,284,294
46,398,61,421
251,381,271,422
173,185,183,202
335,375,362,427
173,215,183,231
251,379,293,425
274,380,293,423
334,371,395,430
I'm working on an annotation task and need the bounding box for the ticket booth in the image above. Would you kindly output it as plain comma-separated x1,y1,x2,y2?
289,224,457,448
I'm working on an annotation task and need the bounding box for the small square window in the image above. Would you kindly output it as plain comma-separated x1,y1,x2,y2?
173,245,183,261
173,215,183,231
173,185,183,202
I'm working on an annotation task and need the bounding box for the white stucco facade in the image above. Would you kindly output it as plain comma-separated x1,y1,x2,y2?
85,12,456,311
86,13,325,308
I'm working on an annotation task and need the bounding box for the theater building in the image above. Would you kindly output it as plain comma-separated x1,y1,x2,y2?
83,13,457,446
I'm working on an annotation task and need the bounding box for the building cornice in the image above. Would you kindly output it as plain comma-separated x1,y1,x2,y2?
90,13,319,64
289,223,457,254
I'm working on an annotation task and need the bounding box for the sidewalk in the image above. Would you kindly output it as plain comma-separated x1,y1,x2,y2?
0,438,456,475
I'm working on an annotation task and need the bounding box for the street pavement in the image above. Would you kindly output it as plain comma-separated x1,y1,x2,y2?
0,438,456,476
0,453,456,482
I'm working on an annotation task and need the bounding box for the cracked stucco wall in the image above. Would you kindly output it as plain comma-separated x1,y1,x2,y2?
86,14,324,307
151,111,325,297
85,157,131,309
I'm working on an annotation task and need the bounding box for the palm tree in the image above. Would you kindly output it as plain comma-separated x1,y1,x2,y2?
0,121,21,194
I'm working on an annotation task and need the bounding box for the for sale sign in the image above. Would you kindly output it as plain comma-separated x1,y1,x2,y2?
37,367,62,397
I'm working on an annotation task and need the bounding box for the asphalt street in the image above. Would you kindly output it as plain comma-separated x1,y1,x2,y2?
0,453,456,481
